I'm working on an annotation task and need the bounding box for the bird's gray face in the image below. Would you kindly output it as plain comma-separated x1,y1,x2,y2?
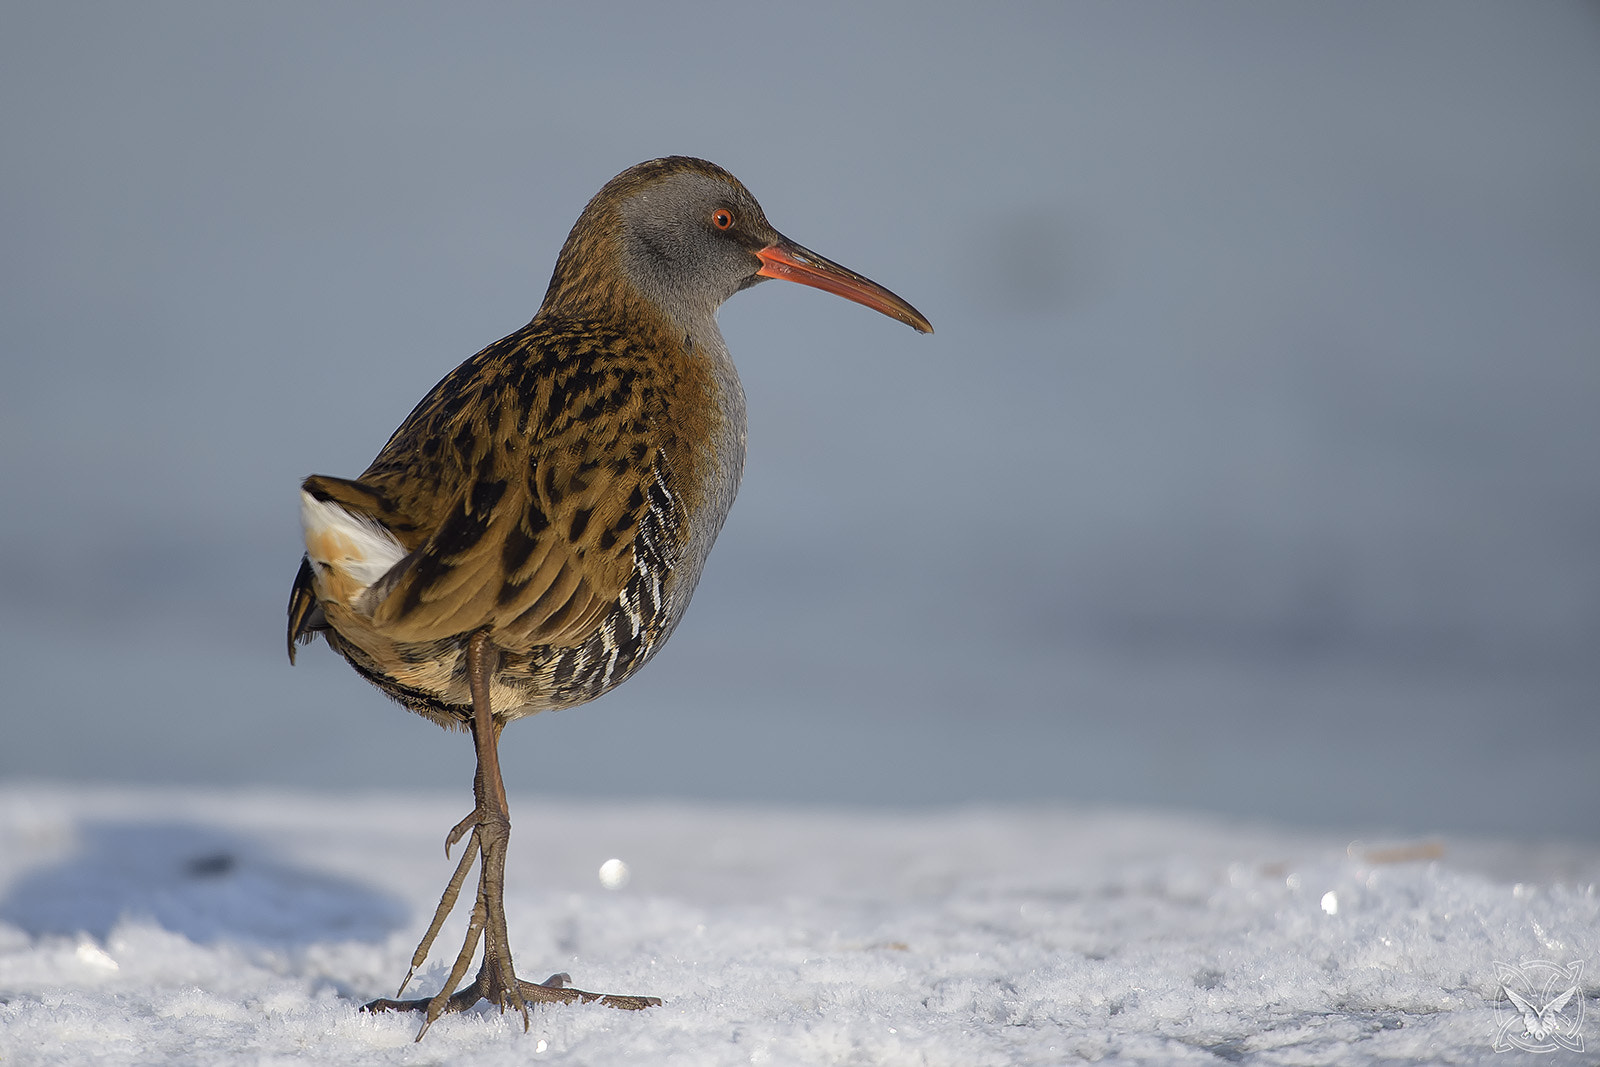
616,172,776,327
618,167,933,336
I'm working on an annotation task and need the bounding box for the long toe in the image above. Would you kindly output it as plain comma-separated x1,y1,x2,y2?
513,975,662,1010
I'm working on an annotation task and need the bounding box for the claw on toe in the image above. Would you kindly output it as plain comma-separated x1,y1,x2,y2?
444,810,479,858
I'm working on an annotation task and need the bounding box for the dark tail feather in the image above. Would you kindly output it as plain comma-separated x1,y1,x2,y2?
286,555,327,663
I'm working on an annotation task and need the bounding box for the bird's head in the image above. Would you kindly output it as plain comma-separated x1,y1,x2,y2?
540,157,932,336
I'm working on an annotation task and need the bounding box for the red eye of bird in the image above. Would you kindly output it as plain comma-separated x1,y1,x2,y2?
712,208,734,231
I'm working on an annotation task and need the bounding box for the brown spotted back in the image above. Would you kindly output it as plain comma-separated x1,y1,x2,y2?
361,318,662,647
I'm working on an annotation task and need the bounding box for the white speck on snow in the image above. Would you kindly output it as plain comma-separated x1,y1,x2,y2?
598,857,630,891
0,784,1597,1065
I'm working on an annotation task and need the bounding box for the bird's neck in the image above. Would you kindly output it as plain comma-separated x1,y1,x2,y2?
537,216,722,347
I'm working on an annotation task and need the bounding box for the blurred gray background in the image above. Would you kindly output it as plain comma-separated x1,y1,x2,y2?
3,3,1596,840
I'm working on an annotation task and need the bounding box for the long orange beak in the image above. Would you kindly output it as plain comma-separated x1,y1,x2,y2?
756,240,933,334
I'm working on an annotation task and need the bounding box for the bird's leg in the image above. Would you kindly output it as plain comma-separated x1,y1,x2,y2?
459,631,531,1029
461,631,662,1013
363,631,661,1036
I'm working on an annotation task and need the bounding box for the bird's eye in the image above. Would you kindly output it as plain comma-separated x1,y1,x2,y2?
711,208,734,231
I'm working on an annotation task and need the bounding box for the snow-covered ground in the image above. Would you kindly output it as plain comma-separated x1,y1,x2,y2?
2,785,1596,1065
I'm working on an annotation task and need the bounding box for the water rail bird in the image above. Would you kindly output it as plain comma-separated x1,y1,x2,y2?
287,156,932,1039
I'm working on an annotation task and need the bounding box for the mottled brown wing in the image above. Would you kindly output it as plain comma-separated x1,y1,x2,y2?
345,322,664,648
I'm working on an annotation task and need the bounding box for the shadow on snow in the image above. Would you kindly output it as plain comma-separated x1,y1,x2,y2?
0,819,406,946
